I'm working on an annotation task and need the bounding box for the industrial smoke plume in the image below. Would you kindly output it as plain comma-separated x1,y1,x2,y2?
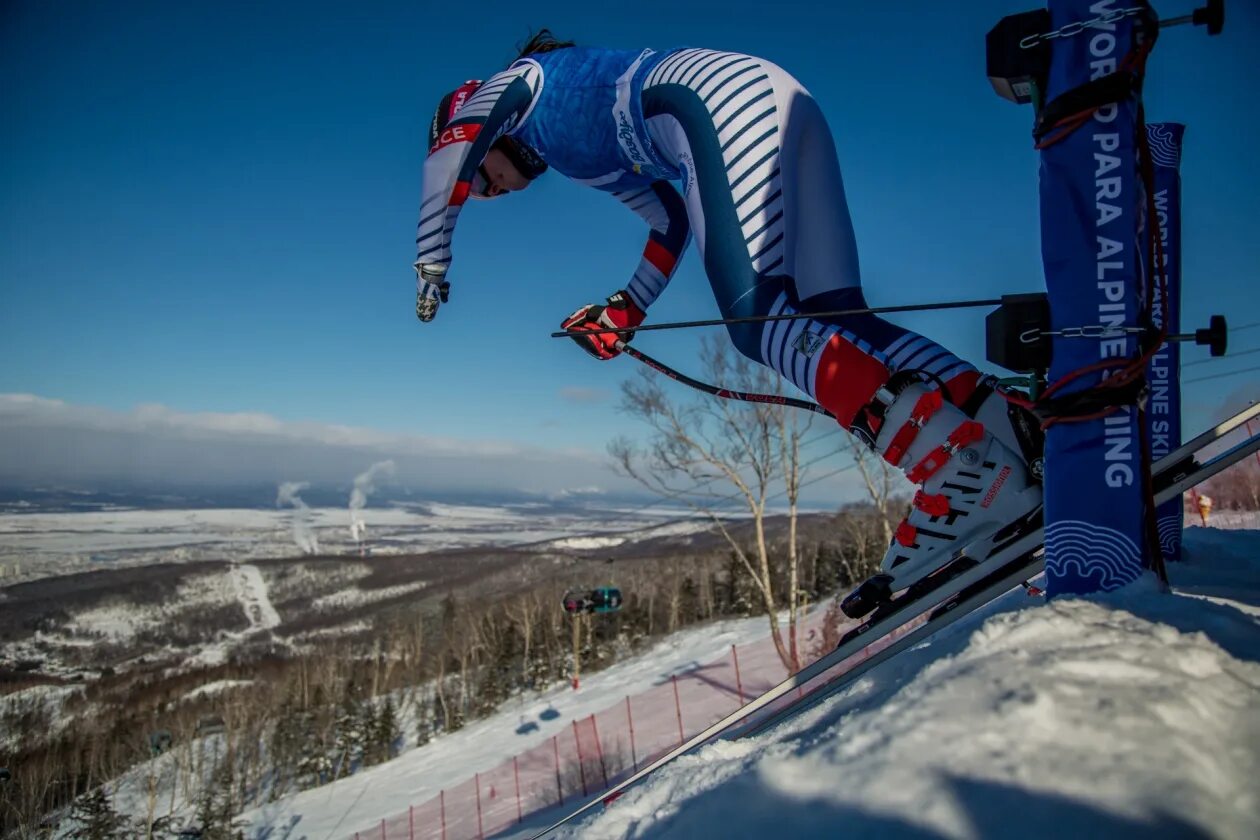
349,460,396,544
276,481,319,554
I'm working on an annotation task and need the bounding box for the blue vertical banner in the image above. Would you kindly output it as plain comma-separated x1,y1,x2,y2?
1040,0,1148,595
1145,123,1185,563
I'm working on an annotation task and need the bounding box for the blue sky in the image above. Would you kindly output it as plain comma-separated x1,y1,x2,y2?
2,0,1257,497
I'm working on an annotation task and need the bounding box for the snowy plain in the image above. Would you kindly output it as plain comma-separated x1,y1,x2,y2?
0,501,717,584
234,523,1260,840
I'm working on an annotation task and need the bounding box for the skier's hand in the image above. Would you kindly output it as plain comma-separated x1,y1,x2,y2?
560,291,645,360
415,264,450,323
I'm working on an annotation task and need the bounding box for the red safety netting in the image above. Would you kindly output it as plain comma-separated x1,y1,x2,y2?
349,606,869,840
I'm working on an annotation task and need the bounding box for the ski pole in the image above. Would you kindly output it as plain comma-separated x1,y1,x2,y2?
551,296,1004,339
615,340,836,419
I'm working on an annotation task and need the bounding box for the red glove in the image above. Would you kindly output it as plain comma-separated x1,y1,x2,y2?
560,291,646,360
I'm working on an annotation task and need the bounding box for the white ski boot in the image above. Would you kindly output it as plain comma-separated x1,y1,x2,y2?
842,377,1043,619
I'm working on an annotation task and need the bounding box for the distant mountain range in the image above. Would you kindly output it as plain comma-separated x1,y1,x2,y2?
0,482,658,515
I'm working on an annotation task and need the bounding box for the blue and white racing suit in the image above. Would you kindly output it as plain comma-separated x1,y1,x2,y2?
415,46,979,431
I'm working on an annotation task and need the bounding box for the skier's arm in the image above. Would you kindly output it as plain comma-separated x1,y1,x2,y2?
607,180,691,312
413,62,542,281
561,180,691,360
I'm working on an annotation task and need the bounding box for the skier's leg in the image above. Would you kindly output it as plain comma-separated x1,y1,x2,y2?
643,56,978,432
643,55,1041,600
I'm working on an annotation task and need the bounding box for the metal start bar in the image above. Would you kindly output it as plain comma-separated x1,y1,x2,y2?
1018,315,1227,354
549,297,1003,339
987,294,1228,374
1159,0,1224,33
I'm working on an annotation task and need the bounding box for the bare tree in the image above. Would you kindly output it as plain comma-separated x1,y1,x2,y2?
1198,457,1259,511
846,435,901,546
610,337,812,672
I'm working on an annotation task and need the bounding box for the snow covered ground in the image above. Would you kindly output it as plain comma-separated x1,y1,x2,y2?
237,609,808,840
534,525,1260,840
228,563,282,632
44,523,1260,839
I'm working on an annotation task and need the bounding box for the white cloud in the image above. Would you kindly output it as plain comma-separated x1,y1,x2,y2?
0,393,627,496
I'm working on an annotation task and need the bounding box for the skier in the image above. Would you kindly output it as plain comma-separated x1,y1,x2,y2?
414,32,1044,615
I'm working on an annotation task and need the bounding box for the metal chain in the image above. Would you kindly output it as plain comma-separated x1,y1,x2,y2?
1020,325,1145,343
1020,6,1147,49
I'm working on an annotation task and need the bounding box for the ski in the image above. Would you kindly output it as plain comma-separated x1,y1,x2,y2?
527,405,1260,839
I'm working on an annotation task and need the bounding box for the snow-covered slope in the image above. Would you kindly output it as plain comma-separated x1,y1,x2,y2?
547,526,1260,840
238,610,806,839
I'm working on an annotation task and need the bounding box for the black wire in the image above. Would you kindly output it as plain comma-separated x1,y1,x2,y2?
1183,364,1260,386
1182,346,1260,368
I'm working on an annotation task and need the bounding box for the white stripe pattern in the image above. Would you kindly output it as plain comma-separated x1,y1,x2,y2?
611,183,691,311
644,50,784,274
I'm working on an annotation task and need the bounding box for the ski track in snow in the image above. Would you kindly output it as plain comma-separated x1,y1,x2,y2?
229,562,281,632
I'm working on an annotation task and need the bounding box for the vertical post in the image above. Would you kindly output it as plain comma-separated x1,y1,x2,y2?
731,644,745,707
671,675,684,745
513,755,523,824
409,804,415,840
1037,0,1150,595
625,696,638,772
589,714,608,789
572,720,589,796
440,790,447,840
553,734,564,805
380,818,387,840
571,613,581,690
475,772,484,840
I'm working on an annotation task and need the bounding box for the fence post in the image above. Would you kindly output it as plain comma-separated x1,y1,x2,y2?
589,713,608,789
731,644,745,706
672,674,684,745
514,755,523,824
572,720,589,796
553,734,564,805
409,804,415,840
475,772,485,840
440,789,446,840
380,818,387,840
625,695,638,772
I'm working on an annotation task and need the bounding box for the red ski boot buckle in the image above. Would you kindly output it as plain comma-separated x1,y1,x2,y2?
907,420,985,484
883,389,944,467
913,490,951,517
894,520,918,547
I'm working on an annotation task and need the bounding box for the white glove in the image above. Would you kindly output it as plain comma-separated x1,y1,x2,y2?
415,264,450,323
